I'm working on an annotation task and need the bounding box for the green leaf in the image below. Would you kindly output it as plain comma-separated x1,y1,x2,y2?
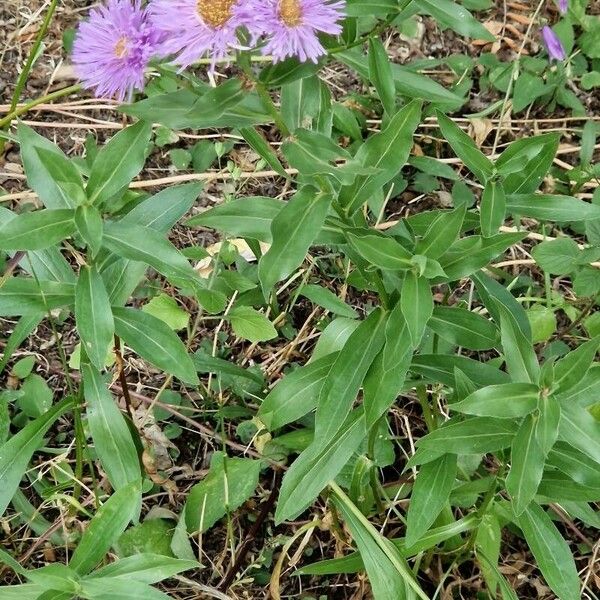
339,49,464,105
18,373,53,418
142,294,189,331
531,238,580,275
299,284,358,318
275,410,365,523
516,503,580,600
193,350,264,385
113,307,199,385
506,193,600,221
412,354,509,387
547,442,600,489
333,486,427,600
553,336,600,394
227,306,278,342
75,204,103,258
436,111,494,183
18,122,79,209
315,308,387,445
558,401,600,465
347,231,413,270
82,361,140,490
451,383,539,418
363,305,413,428
415,204,466,259
472,271,532,340
89,554,197,585
368,37,395,115
185,452,261,533
406,454,457,547
429,306,498,350
0,209,76,250
259,353,336,430
70,480,141,574
0,316,44,372
103,221,199,287
35,147,85,206
495,300,540,384
0,279,73,317
115,519,175,558
79,577,172,600
339,100,422,214
401,272,433,346
259,187,332,294
507,415,545,514
497,134,559,194
0,584,42,600
86,121,152,206
187,196,284,243
480,180,506,237
75,266,114,370
413,0,495,40
416,417,517,456
0,397,72,516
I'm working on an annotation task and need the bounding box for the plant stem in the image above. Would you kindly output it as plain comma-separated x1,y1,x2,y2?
416,385,436,431
0,0,61,151
238,53,291,137
0,84,81,129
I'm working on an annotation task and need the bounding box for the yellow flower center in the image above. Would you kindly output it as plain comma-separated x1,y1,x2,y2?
114,36,129,59
197,0,236,28
279,0,303,26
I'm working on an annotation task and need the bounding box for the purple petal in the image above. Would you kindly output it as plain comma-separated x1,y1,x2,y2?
541,26,566,61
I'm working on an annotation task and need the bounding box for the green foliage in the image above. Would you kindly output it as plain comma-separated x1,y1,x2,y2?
2,3,600,599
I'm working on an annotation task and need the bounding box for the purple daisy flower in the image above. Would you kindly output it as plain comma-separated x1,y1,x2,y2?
149,0,249,70
541,26,566,61
242,0,346,63
558,0,568,14
73,0,159,101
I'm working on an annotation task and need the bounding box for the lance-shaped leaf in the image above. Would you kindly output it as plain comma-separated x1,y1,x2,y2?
406,454,457,547
339,100,422,214
494,300,540,384
333,485,428,600
451,383,539,418
0,209,76,251
0,397,73,516
516,503,580,600
507,415,545,514
368,37,395,115
86,120,152,206
82,360,140,490
436,111,494,183
347,230,413,270
70,480,141,574
75,266,114,370
429,306,498,350
480,180,506,237
415,204,466,259
315,308,387,445
401,271,433,346
0,279,74,317
103,221,199,286
275,410,365,523
506,193,600,221
259,187,332,295
113,307,199,385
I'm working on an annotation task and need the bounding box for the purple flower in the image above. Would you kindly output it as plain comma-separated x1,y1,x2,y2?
558,0,568,14
541,26,566,61
73,0,159,101
149,0,249,70
242,0,346,63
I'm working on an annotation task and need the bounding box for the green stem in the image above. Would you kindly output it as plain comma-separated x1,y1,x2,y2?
0,84,81,129
0,0,61,151
238,53,291,137
9,0,60,113
416,385,436,431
